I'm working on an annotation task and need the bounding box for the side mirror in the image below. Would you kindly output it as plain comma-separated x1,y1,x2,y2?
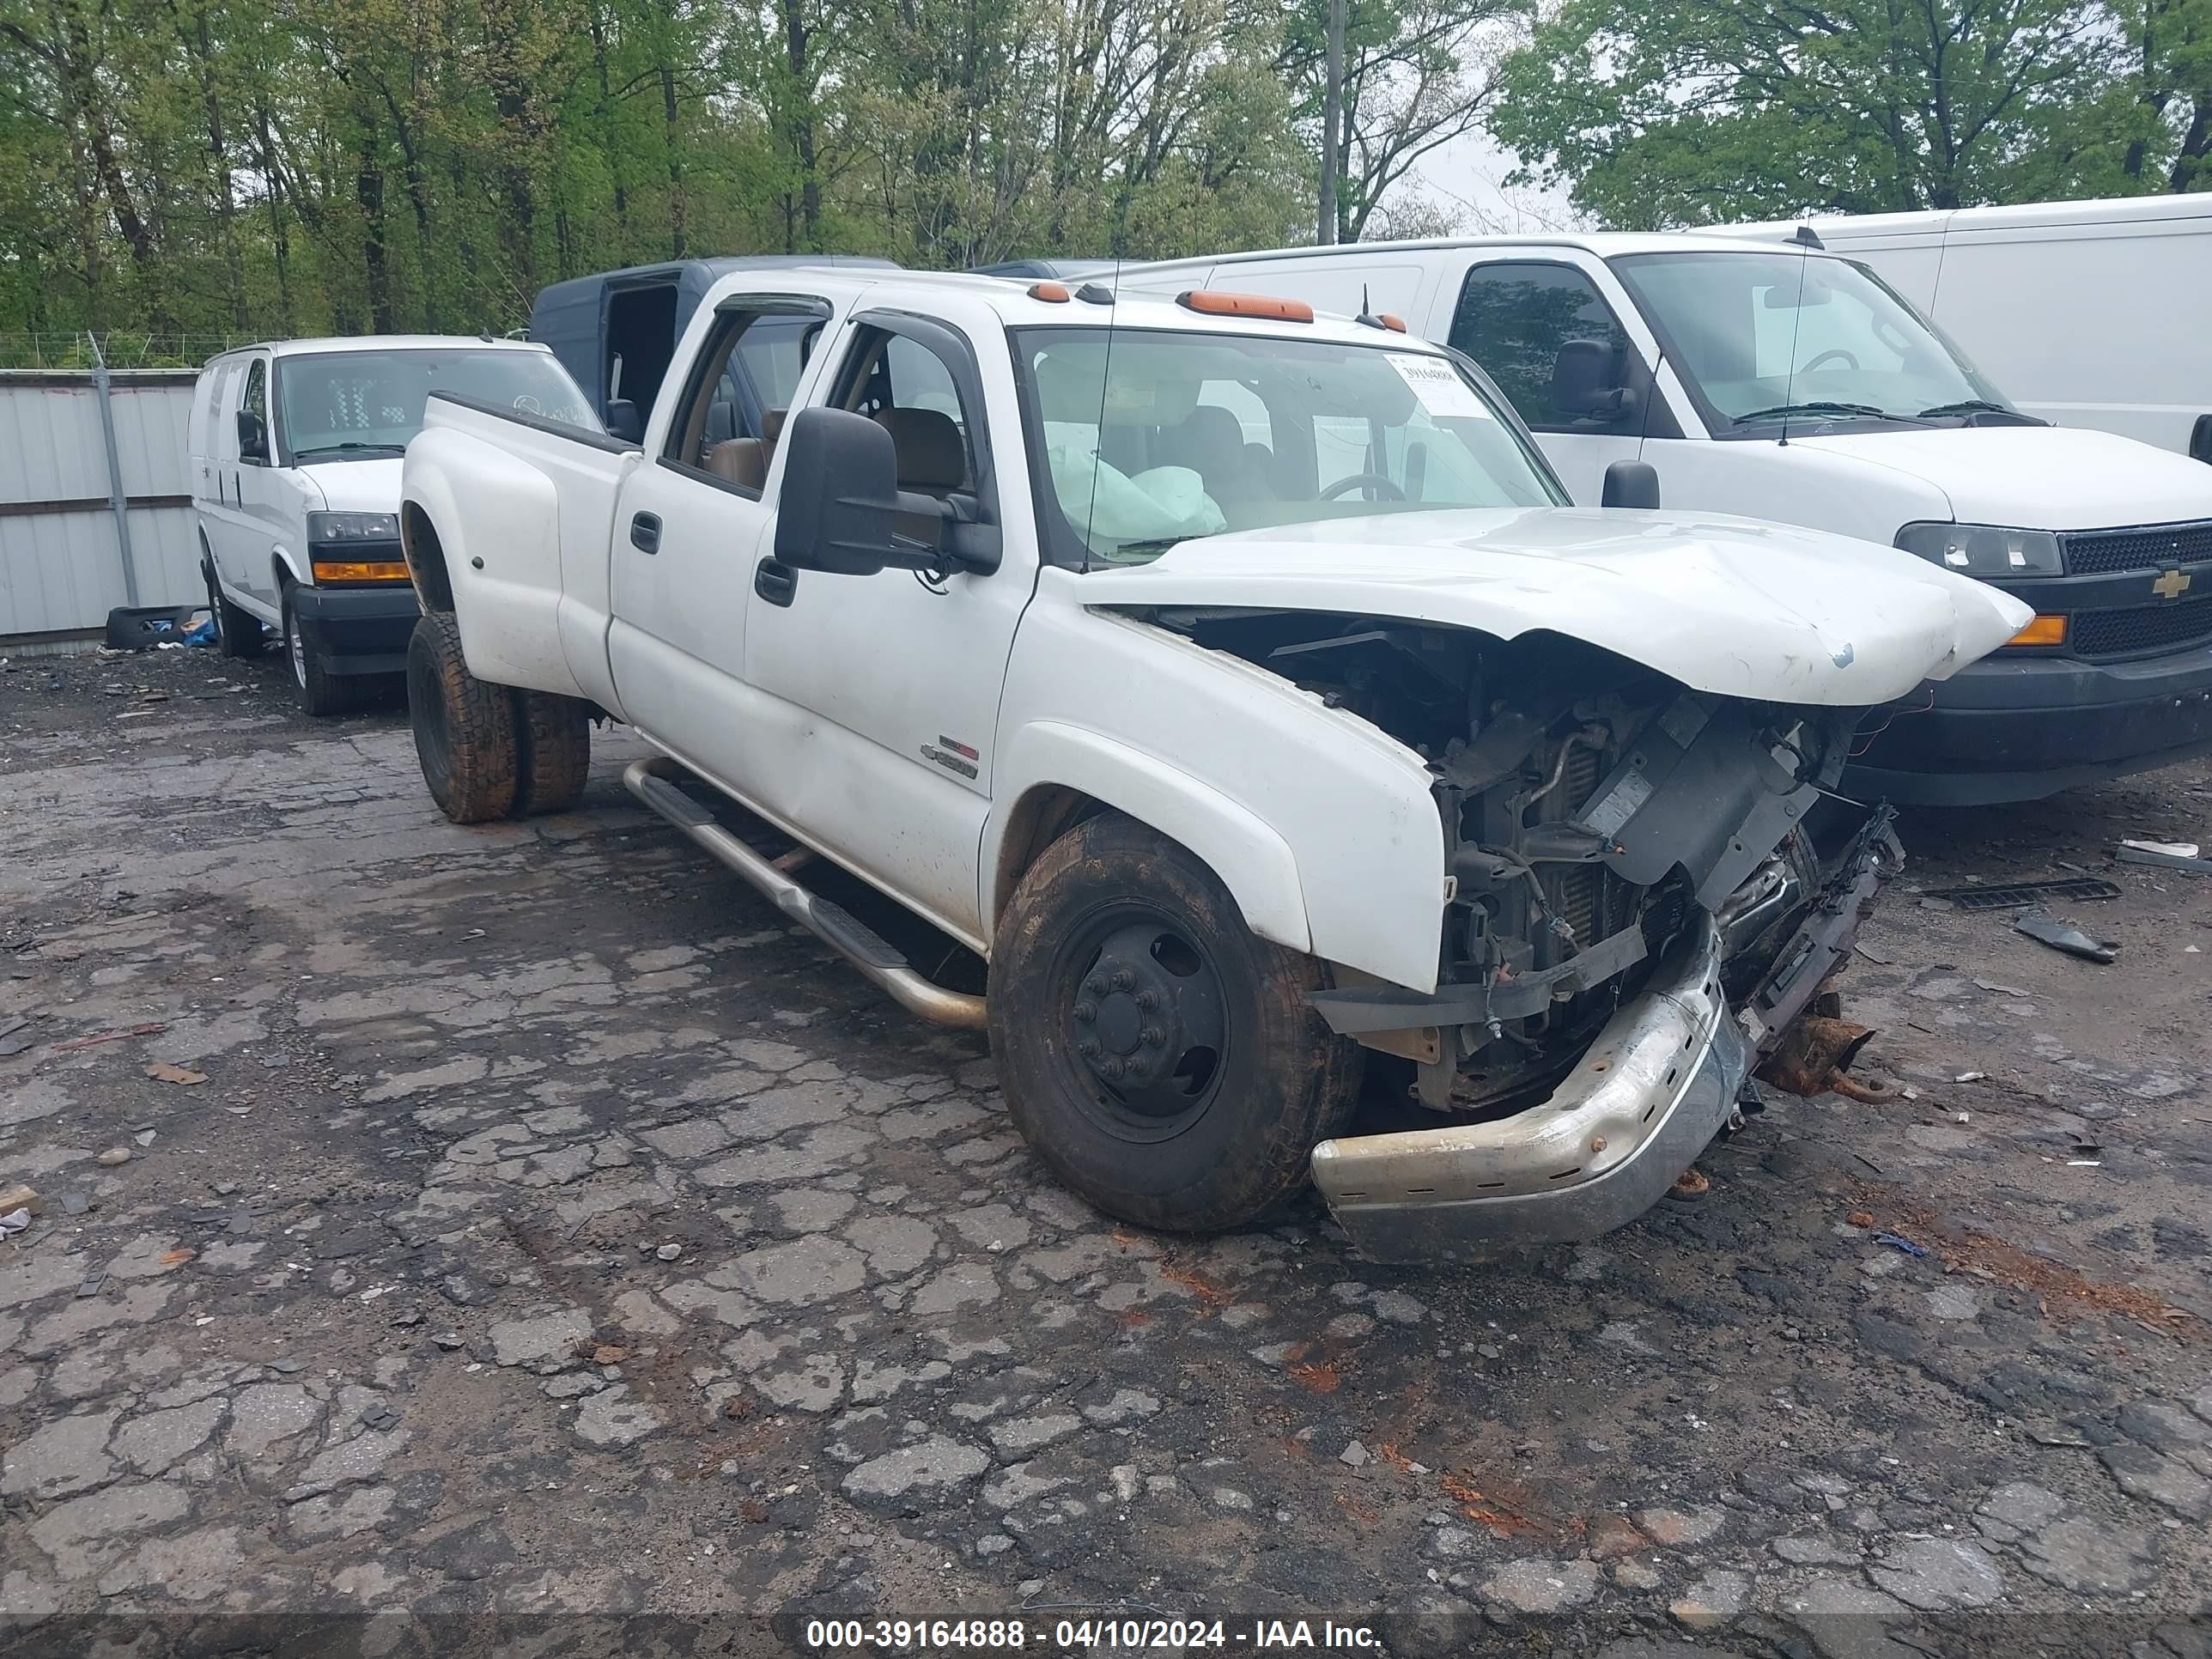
236,409,269,463
773,408,901,575
1601,459,1661,510
1550,338,1635,422
2191,413,2212,466
604,398,643,445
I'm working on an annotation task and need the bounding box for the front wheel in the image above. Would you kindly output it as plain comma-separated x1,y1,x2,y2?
203,558,262,658
407,611,519,823
988,812,1363,1233
280,579,355,715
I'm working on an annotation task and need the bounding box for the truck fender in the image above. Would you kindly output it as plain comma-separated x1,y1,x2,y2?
984,720,1312,957
401,428,582,698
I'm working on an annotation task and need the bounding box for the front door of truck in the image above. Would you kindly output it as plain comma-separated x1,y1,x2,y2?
740,307,1033,946
608,297,831,786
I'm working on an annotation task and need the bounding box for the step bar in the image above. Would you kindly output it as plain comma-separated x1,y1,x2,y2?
622,757,988,1031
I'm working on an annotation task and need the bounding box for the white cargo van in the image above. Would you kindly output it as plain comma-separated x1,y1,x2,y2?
1729,194,2212,462
1114,234,2212,804
187,336,594,713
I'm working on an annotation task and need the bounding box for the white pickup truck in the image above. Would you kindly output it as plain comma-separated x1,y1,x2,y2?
398,268,2027,1263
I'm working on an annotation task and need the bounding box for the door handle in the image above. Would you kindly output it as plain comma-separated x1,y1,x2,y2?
629,512,661,554
754,556,798,607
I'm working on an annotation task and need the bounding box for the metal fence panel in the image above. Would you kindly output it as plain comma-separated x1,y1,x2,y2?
0,368,199,640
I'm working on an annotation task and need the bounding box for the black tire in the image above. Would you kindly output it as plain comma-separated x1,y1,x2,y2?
512,690,592,815
407,611,520,823
989,811,1363,1233
279,579,356,715
203,556,262,658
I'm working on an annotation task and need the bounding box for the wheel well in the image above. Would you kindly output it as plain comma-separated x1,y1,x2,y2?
991,785,1106,933
402,503,456,611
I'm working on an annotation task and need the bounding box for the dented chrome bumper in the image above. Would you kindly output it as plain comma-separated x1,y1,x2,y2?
1310,918,1746,1265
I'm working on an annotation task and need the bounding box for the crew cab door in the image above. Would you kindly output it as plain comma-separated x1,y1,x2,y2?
1428,252,1675,505
740,306,1031,945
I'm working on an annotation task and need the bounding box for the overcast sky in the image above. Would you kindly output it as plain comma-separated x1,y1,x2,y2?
1407,125,1583,234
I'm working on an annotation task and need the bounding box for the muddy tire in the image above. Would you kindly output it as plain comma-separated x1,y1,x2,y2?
407,611,519,823
989,811,1363,1233
203,556,262,658
513,689,592,815
280,579,358,716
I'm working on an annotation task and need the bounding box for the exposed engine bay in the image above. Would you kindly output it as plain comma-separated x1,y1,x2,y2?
1140,607,1901,1115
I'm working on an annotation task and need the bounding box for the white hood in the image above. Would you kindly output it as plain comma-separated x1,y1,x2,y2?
296,457,402,514
1079,507,2033,708
1789,426,2212,530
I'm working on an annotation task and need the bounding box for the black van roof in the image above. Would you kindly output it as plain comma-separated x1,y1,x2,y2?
527,255,897,411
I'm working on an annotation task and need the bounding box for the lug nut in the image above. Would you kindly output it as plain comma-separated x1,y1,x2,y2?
1110,968,1135,991
1085,973,1109,996
1101,1057,1125,1079
1076,1037,1100,1059
1135,988,1160,1012
1073,1000,1097,1023
1141,1026,1165,1048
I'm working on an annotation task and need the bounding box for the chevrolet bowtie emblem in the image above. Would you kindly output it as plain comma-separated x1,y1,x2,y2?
2151,568,2191,600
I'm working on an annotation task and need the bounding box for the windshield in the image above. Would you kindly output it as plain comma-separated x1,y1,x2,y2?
1017,327,1563,565
1609,252,2013,430
275,349,596,461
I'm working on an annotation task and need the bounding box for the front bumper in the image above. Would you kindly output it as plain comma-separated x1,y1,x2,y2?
291,584,420,677
1311,919,1746,1265
1845,645,2212,805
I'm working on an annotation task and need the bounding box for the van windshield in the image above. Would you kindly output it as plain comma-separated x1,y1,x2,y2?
275,349,595,462
1608,252,2018,432
1017,327,1563,566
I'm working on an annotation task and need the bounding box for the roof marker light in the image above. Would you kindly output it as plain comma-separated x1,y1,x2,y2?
1028,282,1072,303
1176,290,1315,323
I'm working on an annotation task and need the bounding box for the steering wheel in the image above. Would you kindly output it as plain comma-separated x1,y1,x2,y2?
1801,348,1858,374
1320,472,1407,501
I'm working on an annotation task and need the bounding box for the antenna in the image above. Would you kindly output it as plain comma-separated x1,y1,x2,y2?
1777,235,1813,447
1080,257,1121,575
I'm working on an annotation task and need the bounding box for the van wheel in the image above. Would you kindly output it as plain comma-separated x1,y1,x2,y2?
407,611,519,823
988,811,1363,1233
513,690,592,815
203,559,262,658
279,579,355,715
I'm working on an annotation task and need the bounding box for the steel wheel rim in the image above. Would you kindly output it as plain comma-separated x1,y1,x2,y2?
287,609,307,689
1052,899,1231,1144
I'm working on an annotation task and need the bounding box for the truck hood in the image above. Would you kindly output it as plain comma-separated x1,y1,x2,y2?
1076,507,2032,708
296,457,402,513
1786,426,2212,531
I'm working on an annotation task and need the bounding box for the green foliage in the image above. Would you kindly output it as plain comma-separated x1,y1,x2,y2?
1492,0,2211,225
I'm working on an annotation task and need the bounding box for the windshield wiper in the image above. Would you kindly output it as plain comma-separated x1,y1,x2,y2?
1916,398,2045,425
1730,401,1895,427
291,441,407,459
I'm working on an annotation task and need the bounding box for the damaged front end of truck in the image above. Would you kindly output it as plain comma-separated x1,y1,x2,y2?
1139,611,1905,1264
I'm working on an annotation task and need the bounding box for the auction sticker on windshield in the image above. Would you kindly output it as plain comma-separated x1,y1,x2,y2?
1387,351,1491,420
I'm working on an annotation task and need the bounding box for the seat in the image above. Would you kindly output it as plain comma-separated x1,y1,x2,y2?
1164,404,1271,503
874,407,966,495
704,438,769,491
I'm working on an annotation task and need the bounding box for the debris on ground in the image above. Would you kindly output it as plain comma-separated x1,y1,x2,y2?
2119,837,2201,859
2116,842,2212,874
1668,1168,1710,1200
1922,876,2120,910
1954,1071,1987,1082
0,1182,42,1215
95,1147,131,1166
144,1060,208,1085
2014,909,2118,963
0,1207,32,1237
1758,1015,1892,1101
1874,1231,1928,1256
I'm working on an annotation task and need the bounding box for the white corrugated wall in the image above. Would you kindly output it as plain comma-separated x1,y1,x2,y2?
0,370,200,641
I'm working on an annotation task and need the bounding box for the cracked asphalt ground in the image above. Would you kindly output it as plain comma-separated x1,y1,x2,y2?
3,642,2209,1659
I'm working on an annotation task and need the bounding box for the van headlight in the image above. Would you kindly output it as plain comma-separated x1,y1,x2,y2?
1895,522,2063,577
306,510,401,543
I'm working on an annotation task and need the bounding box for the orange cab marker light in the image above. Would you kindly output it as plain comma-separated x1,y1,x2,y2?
1377,313,1408,332
1028,282,1072,303
311,561,410,584
2007,614,2067,647
1176,290,1316,324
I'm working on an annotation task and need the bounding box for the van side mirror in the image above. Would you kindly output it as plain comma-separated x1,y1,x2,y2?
236,409,269,463
2191,414,2212,466
1601,460,1661,510
604,398,643,445
774,408,902,575
1551,339,1634,423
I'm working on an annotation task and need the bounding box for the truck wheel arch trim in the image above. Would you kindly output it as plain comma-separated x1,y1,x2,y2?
401,501,457,611
985,722,1312,959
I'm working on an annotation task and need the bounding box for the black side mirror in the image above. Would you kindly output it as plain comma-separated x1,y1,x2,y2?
236,409,268,462
604,398,643,445
1551,338,1633,422
2191,413,2212,466
1601,459,1661,510
774,408,902,575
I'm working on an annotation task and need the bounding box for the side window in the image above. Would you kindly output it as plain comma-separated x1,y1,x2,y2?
839,327,978,498
241,359,269,458
1449,263,1632,429
661,306,828,499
